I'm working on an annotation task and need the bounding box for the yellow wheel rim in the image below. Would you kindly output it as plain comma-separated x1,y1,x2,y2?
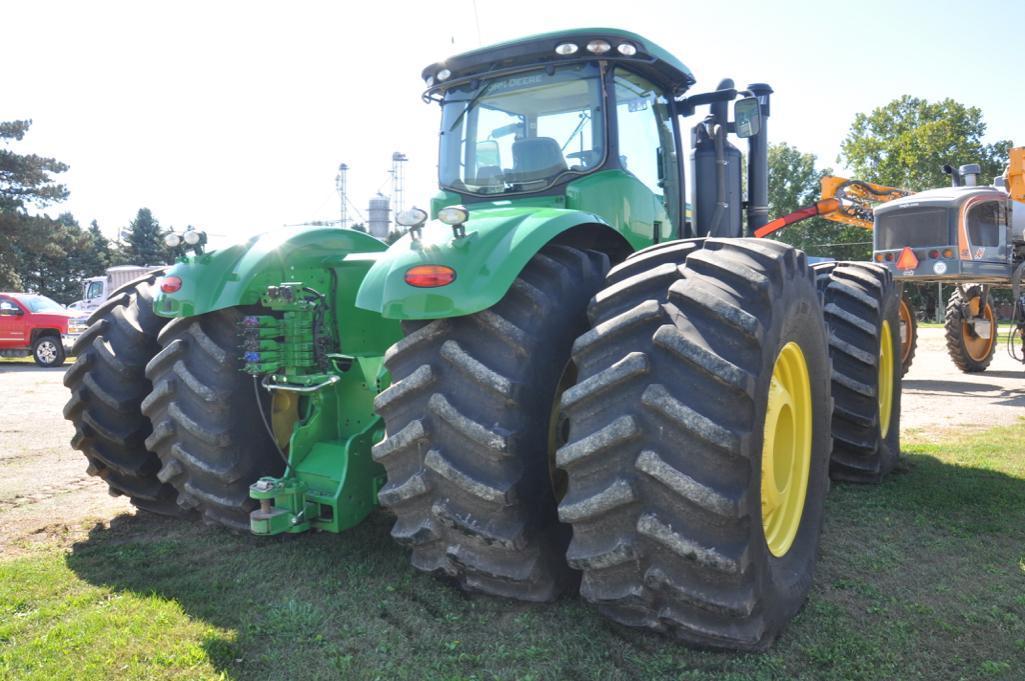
962,298,996,362
898,297,914,366
761,342,813,558
878,320,894,439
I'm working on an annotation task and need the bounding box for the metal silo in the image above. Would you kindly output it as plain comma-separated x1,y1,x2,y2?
368,193,391,238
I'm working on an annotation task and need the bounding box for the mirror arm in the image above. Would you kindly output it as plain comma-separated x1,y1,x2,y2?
677,88,737,116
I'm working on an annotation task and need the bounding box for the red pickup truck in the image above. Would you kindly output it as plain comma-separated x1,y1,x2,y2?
0,292,88,367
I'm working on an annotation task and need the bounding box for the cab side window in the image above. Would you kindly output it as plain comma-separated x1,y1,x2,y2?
966,200,1005,248
86,281,104,299
613,69,680,230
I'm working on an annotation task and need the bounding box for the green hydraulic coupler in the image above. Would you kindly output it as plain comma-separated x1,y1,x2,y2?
241,282,388,535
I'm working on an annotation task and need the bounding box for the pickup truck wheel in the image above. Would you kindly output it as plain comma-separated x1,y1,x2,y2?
141,307,284,531
373,244,609,601
558,238,832,650
32,335,65,367
63,272,185,516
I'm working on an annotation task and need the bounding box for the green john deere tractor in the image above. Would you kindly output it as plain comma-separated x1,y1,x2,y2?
64,28,902,649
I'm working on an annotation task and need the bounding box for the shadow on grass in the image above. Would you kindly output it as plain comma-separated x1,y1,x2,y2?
63,450,1025,681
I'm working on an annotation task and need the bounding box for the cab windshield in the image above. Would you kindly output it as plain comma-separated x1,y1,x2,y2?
19,294,64,313
439,63,605,196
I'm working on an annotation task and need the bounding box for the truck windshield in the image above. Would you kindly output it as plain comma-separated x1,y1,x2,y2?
439,63,605,196
19,295,64,313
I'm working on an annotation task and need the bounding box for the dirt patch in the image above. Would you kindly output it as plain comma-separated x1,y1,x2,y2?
900,328,1025,440
0,362,135,555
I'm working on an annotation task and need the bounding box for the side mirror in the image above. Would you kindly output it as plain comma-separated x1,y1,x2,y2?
733,97,761,138
475,140,501,169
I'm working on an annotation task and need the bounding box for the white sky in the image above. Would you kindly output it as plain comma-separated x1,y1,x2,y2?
3,0,1020,247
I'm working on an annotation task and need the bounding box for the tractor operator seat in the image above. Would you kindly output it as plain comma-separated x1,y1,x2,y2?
508,137,567,183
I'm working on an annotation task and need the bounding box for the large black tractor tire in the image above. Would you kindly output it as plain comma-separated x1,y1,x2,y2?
813,262,902,483
944,285,997,373
63,272,185,516
557,238,832,650
141,307,284,530
372,244,609,602
898,293,917,377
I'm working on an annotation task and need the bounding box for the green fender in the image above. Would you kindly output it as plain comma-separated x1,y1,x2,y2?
153,227,399,356
154,227,388,318
355,206,611,319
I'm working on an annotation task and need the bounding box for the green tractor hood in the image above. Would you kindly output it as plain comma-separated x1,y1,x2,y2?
355,205,609,319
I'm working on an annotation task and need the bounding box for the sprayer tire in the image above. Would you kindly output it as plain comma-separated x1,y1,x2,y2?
944,285,997,373
141,308,284,530
63,272,185,516
557,238,832,650
373,244,609,602
898,293,917,377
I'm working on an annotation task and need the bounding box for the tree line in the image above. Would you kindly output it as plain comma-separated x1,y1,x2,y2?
2,97,1014,304
1,121,180,303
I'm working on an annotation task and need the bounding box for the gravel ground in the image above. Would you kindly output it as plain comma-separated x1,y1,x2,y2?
1,327,1022,550
901,327,1025,437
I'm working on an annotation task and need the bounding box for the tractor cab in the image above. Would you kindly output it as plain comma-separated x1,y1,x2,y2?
418,28,772,245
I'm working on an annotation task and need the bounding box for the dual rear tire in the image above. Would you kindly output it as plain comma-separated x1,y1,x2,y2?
555,238,833,649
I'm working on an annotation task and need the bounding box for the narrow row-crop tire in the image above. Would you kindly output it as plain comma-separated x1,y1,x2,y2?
898,293,917,377
813,262,902,483
372,244,609,602
141,307,284,530
63,271,185,516
557,238,833,650
944,285,997,373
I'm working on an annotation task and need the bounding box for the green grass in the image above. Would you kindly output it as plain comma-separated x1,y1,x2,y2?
3,424,1025,680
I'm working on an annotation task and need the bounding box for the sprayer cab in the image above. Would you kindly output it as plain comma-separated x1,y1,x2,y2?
419,28,773,241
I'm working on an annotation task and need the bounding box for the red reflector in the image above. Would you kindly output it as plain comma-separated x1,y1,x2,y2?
404,265,456,288
895,247,919,271
160,276,183,293
928,249,940,259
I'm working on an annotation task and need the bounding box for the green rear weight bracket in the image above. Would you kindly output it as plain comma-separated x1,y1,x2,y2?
239,282,386,535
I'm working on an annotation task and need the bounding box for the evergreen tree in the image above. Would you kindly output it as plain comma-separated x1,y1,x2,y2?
0,120,69,289
120,208,169,265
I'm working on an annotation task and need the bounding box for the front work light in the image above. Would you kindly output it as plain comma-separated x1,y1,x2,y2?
436,68,452,82
555,42,578,55
405,265,456,288
183,229,204,245
164,232,181,248
617,42,637,56
396,207,429,228
586,40,611,54
437,205,468,226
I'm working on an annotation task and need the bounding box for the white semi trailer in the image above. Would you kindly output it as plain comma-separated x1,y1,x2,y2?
69,265,164,313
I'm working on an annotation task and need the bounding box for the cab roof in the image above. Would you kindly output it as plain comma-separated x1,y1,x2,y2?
875,185,1007,215
421,28,696,98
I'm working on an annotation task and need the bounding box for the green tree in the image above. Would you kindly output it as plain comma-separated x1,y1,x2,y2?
839,96,1012,191
766,142,871,261
17,213,99,304
120,208,170,265
84,220,112,273
0,120,69,289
